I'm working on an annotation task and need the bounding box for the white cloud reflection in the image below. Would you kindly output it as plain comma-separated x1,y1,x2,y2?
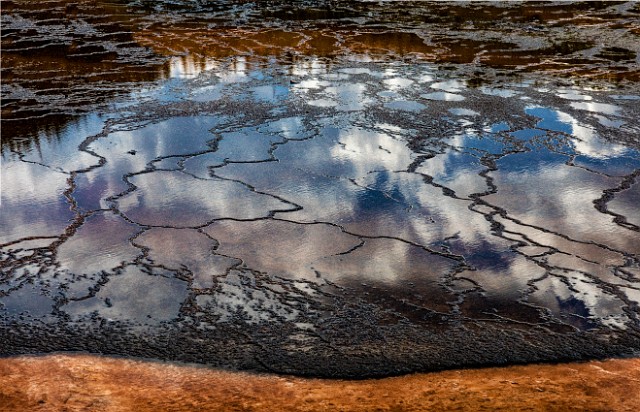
2,61,638,332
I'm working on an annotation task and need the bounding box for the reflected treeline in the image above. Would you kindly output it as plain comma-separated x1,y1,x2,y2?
1,0,170,147
1,115,76,156
2,0,639,146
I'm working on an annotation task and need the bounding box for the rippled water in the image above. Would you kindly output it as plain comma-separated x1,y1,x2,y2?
1,0,640,377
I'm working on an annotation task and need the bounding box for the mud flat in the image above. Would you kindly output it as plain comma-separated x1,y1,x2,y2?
0,355,639,411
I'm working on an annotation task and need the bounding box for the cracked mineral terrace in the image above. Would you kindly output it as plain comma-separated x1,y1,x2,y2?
1,0,640,378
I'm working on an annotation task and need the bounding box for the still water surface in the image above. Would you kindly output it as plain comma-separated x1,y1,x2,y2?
1,0,639,377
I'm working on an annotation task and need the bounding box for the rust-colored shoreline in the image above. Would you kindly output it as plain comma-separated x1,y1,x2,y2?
1,355,639,411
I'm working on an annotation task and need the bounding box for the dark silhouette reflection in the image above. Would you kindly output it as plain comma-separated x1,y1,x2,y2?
1,0,168,145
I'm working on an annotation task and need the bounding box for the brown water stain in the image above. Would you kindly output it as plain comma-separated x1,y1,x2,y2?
3,0,638,139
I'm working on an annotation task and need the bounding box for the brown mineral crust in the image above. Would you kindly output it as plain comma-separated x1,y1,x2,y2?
1,355,639,411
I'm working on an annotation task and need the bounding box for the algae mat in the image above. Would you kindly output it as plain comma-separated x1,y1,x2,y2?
1,355,639,411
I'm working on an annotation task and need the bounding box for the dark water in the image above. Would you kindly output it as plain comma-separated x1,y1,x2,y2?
1,0,640,378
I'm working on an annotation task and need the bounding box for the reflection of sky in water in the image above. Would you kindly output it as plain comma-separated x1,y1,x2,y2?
63,266,189,324
167,56,221,79
118,170,291,227
15,114,106,172
57,211,141,277
384,100,426,112
527,106,636,159
0,161,74,244
449,108,479,117
421,92,465,101
2,58,639,342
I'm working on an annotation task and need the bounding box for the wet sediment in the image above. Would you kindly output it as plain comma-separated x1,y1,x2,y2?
1,1,640,379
